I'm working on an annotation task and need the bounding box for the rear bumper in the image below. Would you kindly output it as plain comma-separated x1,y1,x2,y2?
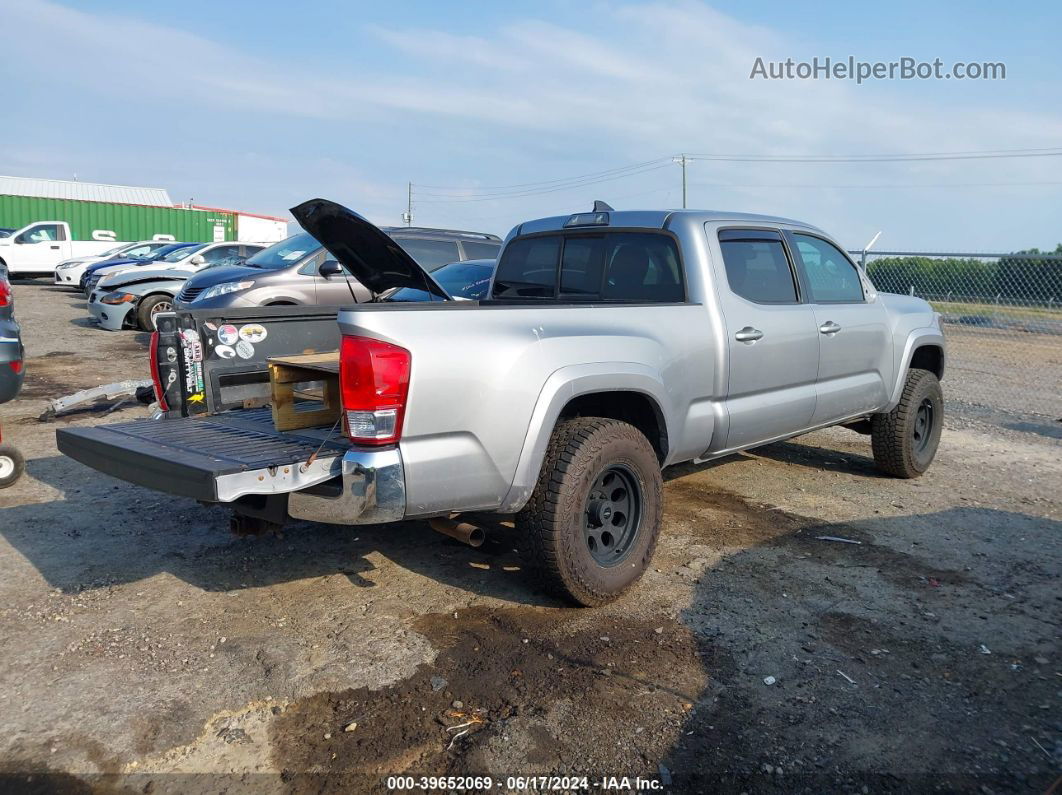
288,447,405,525
55,410,406,524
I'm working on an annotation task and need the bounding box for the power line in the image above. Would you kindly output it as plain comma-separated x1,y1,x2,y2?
414,163,673,203
416,157,672,193
689,180,1062,189
685,146,1062,163
406,145,1062,210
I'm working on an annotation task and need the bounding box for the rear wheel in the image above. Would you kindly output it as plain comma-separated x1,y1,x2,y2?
871,368,943,478
517,417,663,606
0,444,25,489
137,294,174,331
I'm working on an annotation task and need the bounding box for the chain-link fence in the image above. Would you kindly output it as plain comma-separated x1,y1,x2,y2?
848,250,1062,421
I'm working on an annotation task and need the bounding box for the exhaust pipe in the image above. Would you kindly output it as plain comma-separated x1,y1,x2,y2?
428,516,485,548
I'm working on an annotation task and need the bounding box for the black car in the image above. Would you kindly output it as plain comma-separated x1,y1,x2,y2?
0,273,25,487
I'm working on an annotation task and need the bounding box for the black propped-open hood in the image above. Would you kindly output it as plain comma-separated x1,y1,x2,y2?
291,198,449,300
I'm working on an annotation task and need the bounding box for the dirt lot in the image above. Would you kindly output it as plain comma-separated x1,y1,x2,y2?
0,281,1059,793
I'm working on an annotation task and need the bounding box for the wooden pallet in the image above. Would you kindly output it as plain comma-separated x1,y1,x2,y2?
267,352,341,431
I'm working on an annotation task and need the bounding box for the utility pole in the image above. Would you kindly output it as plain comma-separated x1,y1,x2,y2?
672,154,689,208
402,182,413,226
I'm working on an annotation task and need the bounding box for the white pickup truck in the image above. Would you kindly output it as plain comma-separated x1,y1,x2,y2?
59,199,946,606
0,220,168,276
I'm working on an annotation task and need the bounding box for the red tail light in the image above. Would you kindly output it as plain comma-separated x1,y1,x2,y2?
0,279,10,307
149,330,169,411
339,335,411,445
8,360,22,374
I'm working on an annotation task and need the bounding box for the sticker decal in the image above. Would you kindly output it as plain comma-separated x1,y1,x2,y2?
188,393,205,404
204,322,218,331
235,340,255,359
180,329,203,363
238,323,268,343
217,324,239,345
215,344,236,359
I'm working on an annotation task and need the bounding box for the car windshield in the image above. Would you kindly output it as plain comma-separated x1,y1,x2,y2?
158,243,204,263
388,259,495,302
242,232,319,270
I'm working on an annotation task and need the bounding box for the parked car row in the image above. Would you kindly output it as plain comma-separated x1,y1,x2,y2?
57,221,503,332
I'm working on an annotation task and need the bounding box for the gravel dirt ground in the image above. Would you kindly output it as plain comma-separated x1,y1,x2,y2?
0,281,1059,793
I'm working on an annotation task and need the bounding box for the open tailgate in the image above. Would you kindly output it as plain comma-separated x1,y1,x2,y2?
57,408,347,502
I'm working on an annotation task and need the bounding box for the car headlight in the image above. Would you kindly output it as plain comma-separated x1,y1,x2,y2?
100,292,137,305
197,280,254,301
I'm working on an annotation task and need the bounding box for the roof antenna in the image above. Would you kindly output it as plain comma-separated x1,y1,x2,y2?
592,200,614,212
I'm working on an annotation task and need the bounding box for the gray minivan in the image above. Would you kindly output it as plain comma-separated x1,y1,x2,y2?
175,226,500,309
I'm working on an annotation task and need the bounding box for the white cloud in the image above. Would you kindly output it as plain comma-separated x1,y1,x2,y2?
2,0,1059,245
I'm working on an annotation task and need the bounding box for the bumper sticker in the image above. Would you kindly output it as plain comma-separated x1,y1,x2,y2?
216,324,239,346
238,323,267,343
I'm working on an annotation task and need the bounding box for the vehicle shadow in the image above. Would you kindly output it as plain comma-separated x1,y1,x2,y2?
750,437,887,478
657,504,1060,792
0,455,560,608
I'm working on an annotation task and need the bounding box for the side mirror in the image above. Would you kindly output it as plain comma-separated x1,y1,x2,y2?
189,254,206,265
319,260,343,277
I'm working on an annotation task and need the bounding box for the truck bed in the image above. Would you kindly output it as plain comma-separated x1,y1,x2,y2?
56,408,348,502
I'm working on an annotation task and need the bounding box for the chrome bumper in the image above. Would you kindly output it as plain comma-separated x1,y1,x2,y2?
287,447,405,525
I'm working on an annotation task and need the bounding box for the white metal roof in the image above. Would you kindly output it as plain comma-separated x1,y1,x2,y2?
0,175,173,207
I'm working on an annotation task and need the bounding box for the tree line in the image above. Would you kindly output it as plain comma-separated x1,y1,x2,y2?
866,244,1062,303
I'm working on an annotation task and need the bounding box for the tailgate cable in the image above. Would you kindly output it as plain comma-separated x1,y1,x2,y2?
300,416,343,473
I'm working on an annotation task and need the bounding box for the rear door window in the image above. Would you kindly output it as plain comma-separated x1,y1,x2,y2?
718,229,799,304
393,238,460,271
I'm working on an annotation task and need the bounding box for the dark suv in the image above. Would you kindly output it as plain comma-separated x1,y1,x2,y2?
175,226,501,309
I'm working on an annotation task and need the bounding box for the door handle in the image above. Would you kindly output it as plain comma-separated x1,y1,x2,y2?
735,326,764,343
819,321,841,335
50,244,60,250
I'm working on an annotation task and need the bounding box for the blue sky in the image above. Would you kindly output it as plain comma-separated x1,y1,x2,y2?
2,0,1059,249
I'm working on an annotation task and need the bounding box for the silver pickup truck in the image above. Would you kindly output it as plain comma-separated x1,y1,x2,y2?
58,199,945,605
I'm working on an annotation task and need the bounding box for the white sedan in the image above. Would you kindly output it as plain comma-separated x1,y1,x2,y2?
52,241,173,286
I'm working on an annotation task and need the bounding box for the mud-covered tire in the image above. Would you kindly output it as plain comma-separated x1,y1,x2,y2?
517,417,663,606
871,368,943,478
136,294,173,332
0,444,25,489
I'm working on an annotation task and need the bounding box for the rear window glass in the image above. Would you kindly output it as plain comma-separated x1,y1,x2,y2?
461,240,501,260
394,238,460,271
719,236,798,303
492,236,561,298
244,232,320,271
493,232,683,302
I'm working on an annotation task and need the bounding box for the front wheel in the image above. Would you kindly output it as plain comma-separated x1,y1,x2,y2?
0,444,25,489
871,368,943,478
517,417,663,606
137,294,174,331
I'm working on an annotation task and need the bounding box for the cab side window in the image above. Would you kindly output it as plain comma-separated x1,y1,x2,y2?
17,224,61,244
793,235,864,303
718,229,798,304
